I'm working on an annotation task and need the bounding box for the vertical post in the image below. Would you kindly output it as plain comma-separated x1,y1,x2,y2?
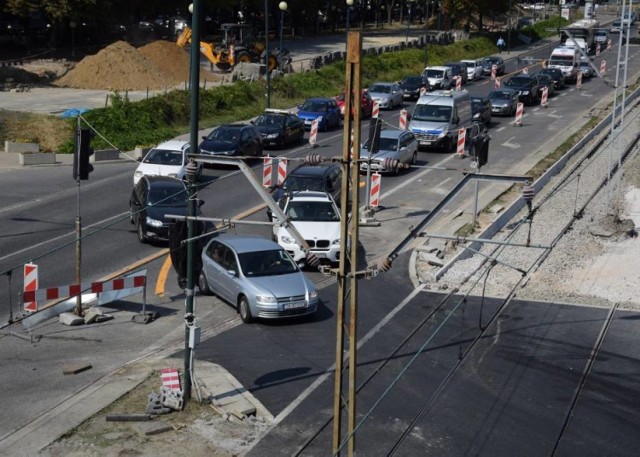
507,0,512,54
472,179,479,228
406,1,412,44
424,0,429,67
75,118,82,317
265,0,271,108
185,0,201,403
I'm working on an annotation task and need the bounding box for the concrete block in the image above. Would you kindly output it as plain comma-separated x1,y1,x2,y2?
19,152,56,166
95,313,114,323
5,141,39,153
91,149,120,162
62,362,92,375
423,253,444,267
59,312,84,326
133,422,173,436
83,307,104,324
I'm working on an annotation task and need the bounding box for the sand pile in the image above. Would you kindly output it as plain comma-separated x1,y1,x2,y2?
138,41,196,85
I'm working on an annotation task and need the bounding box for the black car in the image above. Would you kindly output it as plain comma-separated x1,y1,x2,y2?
129,176,203,243
471,96,492,126
198,124,263,158
536,73,556,97
250,109,305,149
443,62,468,85
539,67,566,90
481,56,506,76
398,76,430,100
504,74,540,105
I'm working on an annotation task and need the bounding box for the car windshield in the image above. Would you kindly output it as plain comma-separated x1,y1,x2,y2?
402,77,422,85
377,137,400,151
143,149,184,166
148,186,187,206
424,69,444,78
506,76,531,87
369,84,391,93
412,104,452,122
549,56,574,66
207,128,240,143
595,31,607,37
301,101,328,112
282,175,324,192
489,91,513,100
285,201,339,222
541,69,559,77
483,57,500,65
239,249,298,277
254,115,285,128
471,99,484,109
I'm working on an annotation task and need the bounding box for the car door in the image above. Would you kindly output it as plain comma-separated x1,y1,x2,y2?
202,241,225,297
130,180,146,225
215,244,242,302
398,133,411,163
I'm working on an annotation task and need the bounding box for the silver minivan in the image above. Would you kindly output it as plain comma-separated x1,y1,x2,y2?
408,90,473,152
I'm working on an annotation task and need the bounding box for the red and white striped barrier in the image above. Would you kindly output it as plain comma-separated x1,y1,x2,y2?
540,86,548,108
491,64,497,81
576,71,582,90
600,59,606,76
607,39,611,51
277,158,288,185
349,130,354,159
515,102,524,127
399,110,408,130
419,86,427,97
456,128,466,156
455,76,462,91
372,101,380,119
161,368,181,392
23,263,38,313
309,117,320,145
596,43,600,57
522,67,528,75
370,172,381,208
494,77,501,89
23,275,147,303
262,156,273,187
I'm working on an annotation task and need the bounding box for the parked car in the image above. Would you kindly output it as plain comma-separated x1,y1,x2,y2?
594,29,609,45
443,62,468,85
460,58,484,81
421,66,453,90
129,176,203,243
272,191,343,265
335,90,374,118
398,76,430,100
198,234,318,323
133,140,201,185
250,109,305,149
538,67,566,90
270,162,343,213
481,56,506,76
470,96,492,126
367,82,404,110
198,124,263,158
536,73,556,97
297,97,342,131
360,129,418,174
488,89,520,116
504,74,540,105
610,20,622,33
578,58,595,79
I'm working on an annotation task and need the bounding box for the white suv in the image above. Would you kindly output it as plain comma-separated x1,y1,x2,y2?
272,191,342,265
421,66,452,90
133,140,201,185
460,59,483,81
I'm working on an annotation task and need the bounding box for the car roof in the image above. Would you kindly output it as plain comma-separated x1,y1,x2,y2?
213,234,282,253
424,66,449,71
379,129,406,139
304,97,334,103
218,123,252,129
288,163,338,177
155,140,189,151
287,191,333,201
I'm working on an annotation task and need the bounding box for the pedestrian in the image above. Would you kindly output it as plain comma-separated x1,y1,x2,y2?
497,36,506,53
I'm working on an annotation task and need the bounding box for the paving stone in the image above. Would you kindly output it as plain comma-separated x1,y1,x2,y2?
62,362,92,375
59,312,84,326
83,307,103,324
133,421,173,436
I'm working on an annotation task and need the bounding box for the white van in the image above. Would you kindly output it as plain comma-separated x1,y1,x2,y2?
547,46,580,83
408,90,473,152
460,59,484,81
421,66,453,90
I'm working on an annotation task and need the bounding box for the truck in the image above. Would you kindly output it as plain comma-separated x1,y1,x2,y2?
547,46,581,83
176,23,290,72
561,19,600,54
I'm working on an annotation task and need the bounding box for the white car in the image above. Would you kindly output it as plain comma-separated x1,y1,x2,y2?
133,140,201,185
460,59,483,81
421,66,452,90
272,191,343,265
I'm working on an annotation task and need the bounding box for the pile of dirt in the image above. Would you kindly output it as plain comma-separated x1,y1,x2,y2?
138,40,196,85
55,41,171,91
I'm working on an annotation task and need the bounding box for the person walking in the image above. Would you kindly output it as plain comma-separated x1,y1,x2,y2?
497,36,506,53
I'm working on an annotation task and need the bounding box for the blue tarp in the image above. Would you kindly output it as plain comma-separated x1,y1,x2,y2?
60,108,89,118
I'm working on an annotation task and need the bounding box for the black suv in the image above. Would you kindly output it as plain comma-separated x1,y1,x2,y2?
398,75,430,100
539,67,566,90
443,62,468,85
481,56,505,76
471,96,492,126
250,109,305,149
504,74,540,105
198,124,263,158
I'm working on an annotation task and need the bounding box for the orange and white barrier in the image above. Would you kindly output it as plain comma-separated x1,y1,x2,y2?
515,102,524,126
309,117,320,145
262,156,273,187
23,275,147,303
607,39,612,51
522,67,528,75
161,368,181,392
419,87,427,97
541,86,548,108
455,76,462,91
600,59,606,76
370,172,381,208
23,263,38,313
399,110,408,130
277,158,288,185
576,71,582,90
456,128,466,156
494,77,501,89
491,64,497,81
372,101,380,119
596,43,600,57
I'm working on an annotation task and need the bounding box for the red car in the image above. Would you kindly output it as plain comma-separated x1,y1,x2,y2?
335,90,374,119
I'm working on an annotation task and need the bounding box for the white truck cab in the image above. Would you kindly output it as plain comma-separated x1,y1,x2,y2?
547,46,580,83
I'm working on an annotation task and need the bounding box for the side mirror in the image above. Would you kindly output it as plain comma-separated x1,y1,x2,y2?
452,116,460,125
250,119,255,124
226,269,237,277
202,135,207,140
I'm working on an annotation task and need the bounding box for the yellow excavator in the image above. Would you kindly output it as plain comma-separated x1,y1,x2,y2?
177,23,289,72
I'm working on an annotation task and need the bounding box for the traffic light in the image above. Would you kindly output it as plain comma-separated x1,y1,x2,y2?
73,128,94,180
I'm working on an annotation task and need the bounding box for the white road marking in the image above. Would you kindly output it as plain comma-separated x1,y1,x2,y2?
381,154,455,200
501,136,521,149
495,126,506,132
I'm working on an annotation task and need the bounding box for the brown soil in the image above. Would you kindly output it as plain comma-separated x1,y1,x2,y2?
138,41,209,86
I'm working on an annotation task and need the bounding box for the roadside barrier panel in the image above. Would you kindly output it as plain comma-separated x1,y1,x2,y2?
23,275,147,303
541,86,548,108
23,263,38,313
399,110,408,130
600,59,606,76
277,158,288,186
494,77,501,89
370,173,381,208
372,101,380,119
577,71,582,90
262,156,273,188
456,128,466,156
515,102,524,127
309,117,320,145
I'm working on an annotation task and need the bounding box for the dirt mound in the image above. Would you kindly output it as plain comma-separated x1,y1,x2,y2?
54,41,169,91
138,41,193,85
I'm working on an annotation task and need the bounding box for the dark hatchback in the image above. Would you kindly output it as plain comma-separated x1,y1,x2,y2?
536,73,556,97
481,56,506,76
129,176,203,243
198,124,263,158
539,67,566,90
443,62,468,85
504,74,540,105
251,110,305,149
399,75,430,100
471,96,492,126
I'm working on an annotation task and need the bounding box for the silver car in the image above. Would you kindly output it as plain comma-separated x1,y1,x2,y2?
488,88,520,117
361,129,418,174
199,235,318,323
367,82,404,110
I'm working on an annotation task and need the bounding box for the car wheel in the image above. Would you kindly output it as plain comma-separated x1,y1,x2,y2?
198,271,212,295
442,137,453,153
238,296,254,323
137,223,147,244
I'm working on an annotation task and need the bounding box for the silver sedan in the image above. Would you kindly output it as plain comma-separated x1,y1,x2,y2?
367,82,404,110
360,129,418,175
488,88,520,117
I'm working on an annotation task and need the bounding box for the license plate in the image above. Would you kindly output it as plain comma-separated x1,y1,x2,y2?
283,301,306,310
420,141,432,146
313,252,327,258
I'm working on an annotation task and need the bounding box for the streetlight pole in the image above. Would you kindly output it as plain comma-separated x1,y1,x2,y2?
507,0,512,54
346,0,354,36
70,21,76,58
406,1,413,44
424,0,429,67
279,1,287,71
265,0,271,108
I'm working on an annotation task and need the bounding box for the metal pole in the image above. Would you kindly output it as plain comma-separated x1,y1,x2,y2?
507,0,512,54
406,2,412,44
424,0,429,67
279,10,285,71
184,0,202,403
75,118,82,317
265,0,271,108
472,179,479,228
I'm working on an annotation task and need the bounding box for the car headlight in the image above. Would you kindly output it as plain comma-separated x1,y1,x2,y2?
437,131,447,139
266,133,279,139
331,239,340,245
279,234,296,244
146,217,163,228
134,170,143,179
308,290,318,300
256,294,277,304
522,90,529,95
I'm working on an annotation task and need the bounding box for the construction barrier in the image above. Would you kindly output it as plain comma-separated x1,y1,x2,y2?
419,87,427,97
576,71,582,90
491,64,497,81
262,156,273,187
23,275,147,303
23,263,38,313
515,102,524,127
607,39,611,51
522,67,528,74
161,368,181,392
372,101,380,119
600,59,606,76
309,117,320,145
456,128,466,156
399,110,408,130
277,158,288,185
455,76,462,91
494,77,501,89
370,172,381,208
541,86,548,108
596,43,600,57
